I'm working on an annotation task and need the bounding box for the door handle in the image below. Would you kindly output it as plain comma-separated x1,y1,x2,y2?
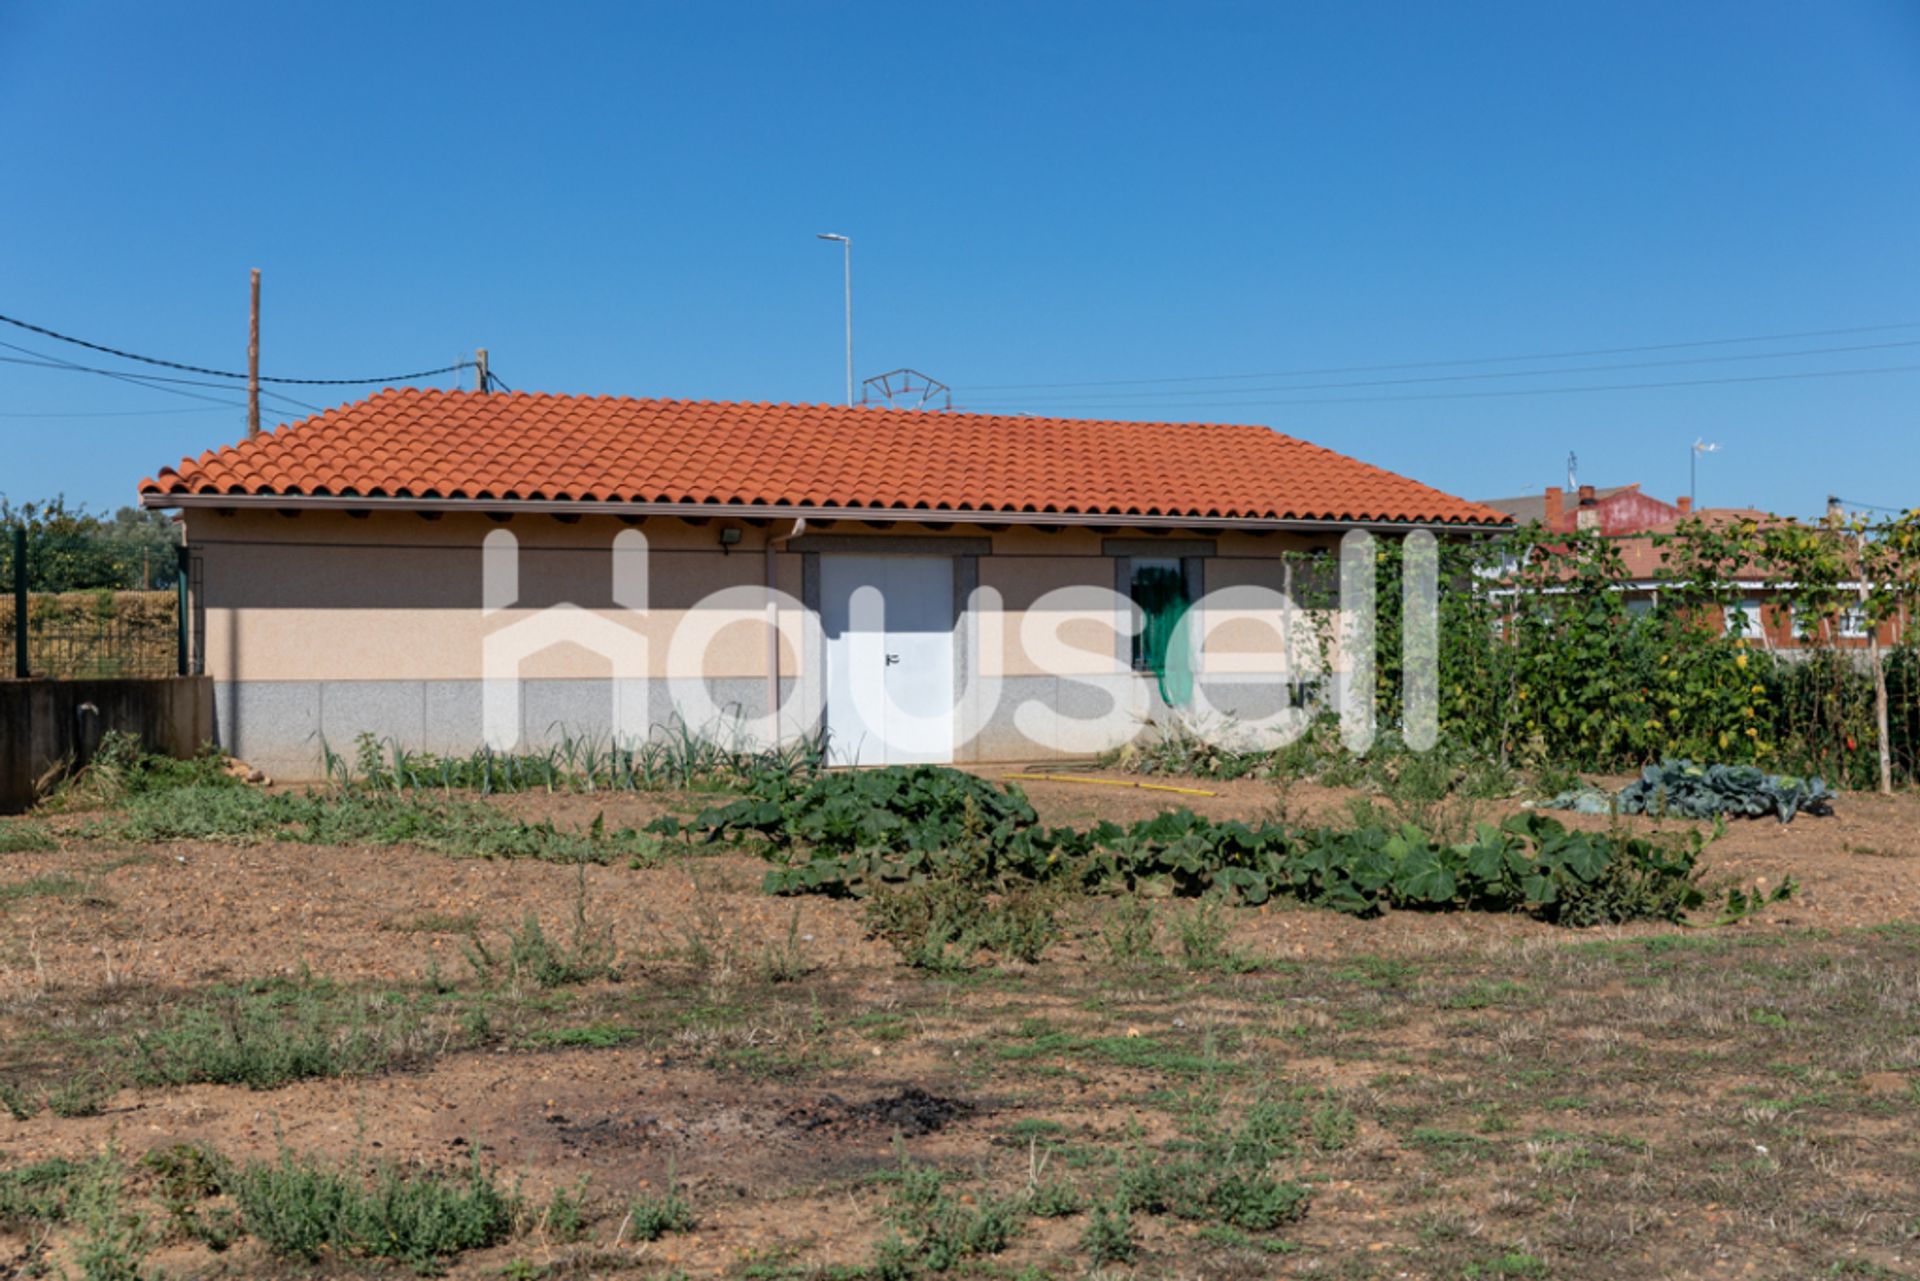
884,654,901,666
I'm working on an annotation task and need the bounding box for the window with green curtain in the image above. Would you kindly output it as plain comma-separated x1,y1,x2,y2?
1129,558,1192,704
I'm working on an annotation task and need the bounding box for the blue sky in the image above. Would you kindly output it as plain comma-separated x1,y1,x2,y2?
2,1,1916,519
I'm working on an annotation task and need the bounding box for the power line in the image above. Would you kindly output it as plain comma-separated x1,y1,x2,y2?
989,362,1920,415
964,338,1920,408
0,405,240,419
0,310,475,385
0,342,249,409
1827,503,1920,518
964,320,1920,392
0,344,322,413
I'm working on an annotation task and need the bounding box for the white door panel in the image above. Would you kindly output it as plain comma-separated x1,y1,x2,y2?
822,556,954,766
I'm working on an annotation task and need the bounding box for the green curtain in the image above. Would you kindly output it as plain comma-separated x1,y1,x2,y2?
1132,566,1193,706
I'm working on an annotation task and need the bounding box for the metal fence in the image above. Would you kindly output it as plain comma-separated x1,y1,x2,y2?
4,525,194,679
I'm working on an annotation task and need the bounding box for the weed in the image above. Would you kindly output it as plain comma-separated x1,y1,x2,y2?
47,1074,110,1117
625,1180,695,1242
1176,900,1255,972
869,1154,1023,1275
0,1079,36,1120
1101,898,1161,966
1027,1179,1083,1218
1309,1103,1357,1151
466,868,617,988
540,1179,590,1243
757,906,814,983
69,1150,148,1281
141,1144,231,1248
131,984,425,1089
0,1158,83,1227
1080,1195,1137,1265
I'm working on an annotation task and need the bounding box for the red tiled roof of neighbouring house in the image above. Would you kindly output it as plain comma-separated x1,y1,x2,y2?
139,389,1511,526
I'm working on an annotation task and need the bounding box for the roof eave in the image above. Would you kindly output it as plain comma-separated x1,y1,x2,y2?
139,490,1514,534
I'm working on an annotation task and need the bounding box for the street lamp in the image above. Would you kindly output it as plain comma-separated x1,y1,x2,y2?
1690,439,1720,507
816,233,852,406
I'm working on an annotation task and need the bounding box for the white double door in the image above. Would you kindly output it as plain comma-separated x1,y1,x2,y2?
821,555,954,766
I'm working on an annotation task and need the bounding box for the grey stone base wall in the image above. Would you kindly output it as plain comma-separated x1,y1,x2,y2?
962,674,1341,762
216,678,802,780
220,674,1342,780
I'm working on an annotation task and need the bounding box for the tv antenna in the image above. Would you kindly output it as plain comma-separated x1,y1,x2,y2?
860,368,951,411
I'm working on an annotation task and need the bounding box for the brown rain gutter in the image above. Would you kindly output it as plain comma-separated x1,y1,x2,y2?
765,517,808,733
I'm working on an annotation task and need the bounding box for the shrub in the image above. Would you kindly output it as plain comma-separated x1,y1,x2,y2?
230,1149,517,1275
44,730,238,811
864,876,1062,971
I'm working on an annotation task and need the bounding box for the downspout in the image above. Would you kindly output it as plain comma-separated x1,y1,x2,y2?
765,518,808,738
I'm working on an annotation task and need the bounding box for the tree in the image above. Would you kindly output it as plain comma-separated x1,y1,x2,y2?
0,496,181,591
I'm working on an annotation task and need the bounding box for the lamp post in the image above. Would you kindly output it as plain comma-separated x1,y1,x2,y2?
1690,439,1720,507
816,233,852,406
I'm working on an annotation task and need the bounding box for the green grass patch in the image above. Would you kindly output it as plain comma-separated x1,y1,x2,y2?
0,874,86,906
0,821,56,853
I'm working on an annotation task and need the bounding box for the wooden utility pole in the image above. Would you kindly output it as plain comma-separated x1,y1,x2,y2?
476,348,489,392
247,268,262,437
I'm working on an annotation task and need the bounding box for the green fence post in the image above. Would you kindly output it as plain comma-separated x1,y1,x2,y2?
11,525,25,679
175,544,190,677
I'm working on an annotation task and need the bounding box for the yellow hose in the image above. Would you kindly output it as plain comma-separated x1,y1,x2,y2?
1003,772,1218,797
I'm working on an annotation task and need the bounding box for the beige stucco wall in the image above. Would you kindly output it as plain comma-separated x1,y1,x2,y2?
192,511,803,683
191,512,1340,687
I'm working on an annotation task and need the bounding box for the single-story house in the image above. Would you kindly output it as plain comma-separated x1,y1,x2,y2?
139,389,1508,778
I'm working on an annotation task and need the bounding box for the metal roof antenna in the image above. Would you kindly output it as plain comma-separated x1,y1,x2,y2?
860,368,952,411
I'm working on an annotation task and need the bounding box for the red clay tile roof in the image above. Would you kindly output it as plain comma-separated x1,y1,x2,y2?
140,389,1509,526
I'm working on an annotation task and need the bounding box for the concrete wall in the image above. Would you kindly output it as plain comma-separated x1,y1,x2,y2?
187,510,1345,778
0,677,214,813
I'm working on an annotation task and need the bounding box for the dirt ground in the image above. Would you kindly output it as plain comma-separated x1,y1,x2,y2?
3,769,1919,1279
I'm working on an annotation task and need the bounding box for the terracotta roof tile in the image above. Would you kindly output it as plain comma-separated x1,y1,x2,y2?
140,389,1509,526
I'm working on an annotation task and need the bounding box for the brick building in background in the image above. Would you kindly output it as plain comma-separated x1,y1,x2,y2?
1477,485,1901,651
